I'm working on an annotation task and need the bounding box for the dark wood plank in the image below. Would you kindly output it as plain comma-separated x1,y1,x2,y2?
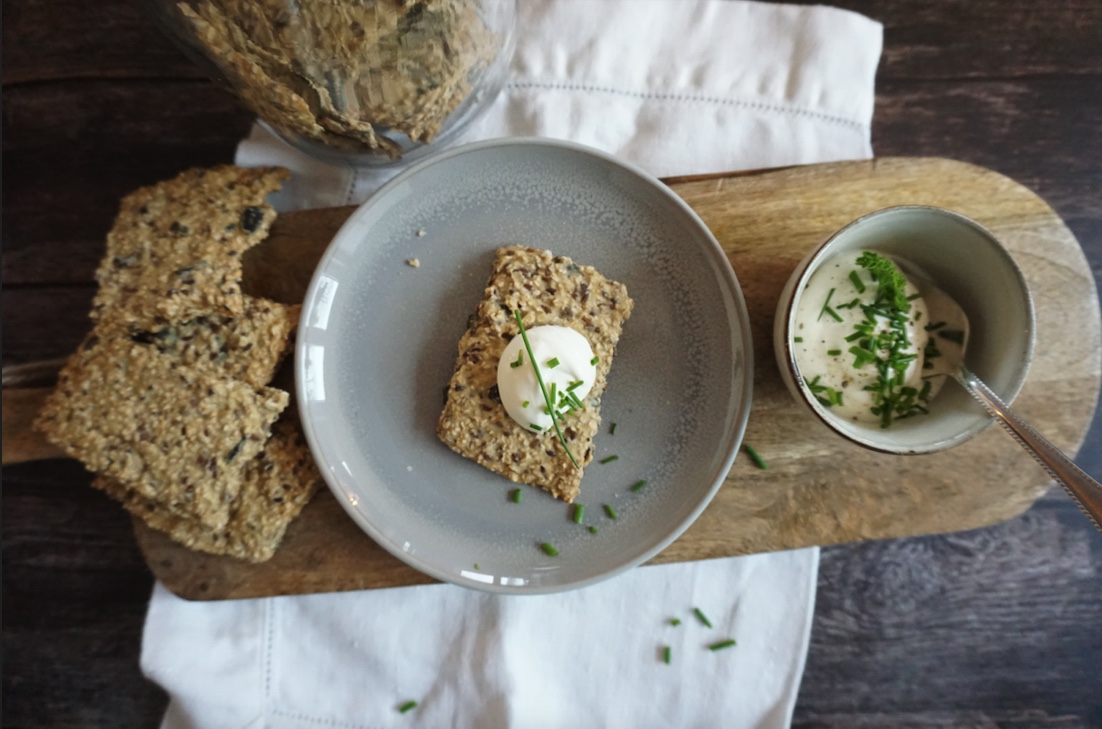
795,493,1102,724
2,460,169,727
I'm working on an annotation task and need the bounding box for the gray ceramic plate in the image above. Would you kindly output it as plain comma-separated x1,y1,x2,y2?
296,138,752,594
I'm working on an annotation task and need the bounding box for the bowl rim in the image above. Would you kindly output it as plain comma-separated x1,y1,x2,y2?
776,204,1036,455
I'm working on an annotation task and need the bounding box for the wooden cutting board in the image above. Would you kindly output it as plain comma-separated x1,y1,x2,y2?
5,157,1100,600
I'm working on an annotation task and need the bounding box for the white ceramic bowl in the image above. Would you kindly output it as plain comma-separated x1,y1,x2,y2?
774,205,1035,454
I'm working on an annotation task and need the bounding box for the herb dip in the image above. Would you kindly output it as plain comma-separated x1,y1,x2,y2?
792,250,953,427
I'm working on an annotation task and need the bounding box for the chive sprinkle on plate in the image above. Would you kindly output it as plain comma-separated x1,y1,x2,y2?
603,503,618,520
708,639,737,651
397,700,418,714
693,607,713,628
743,444,768,470
572,503,585,524
662,645,672,664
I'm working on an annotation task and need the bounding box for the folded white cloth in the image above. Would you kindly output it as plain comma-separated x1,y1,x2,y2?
142,2,882,727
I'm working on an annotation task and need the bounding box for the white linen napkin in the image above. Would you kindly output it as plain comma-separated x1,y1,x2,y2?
142,2,882,727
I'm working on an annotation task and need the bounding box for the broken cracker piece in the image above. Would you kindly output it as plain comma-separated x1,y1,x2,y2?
35,333,289,530
92,165,290,326
436,246,633,502
94,415,322,563
99,295,300,389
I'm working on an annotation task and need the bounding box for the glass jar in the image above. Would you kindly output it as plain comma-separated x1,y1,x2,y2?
150,0,515,165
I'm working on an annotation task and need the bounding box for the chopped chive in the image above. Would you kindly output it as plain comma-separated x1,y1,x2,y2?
603,503,618,519
907,292,922,301
708,639,737,651
938,329,965,344
515,310,579,469
510,488,522,503
609,422,618,435
600,455,619,464
827,349,842,356
662,646,672,664
669,618,682,626
817,288,836,321
590,355,599,365
693,608,713,628
546,357,560,368
521,400,530,408
510,351,523,368
475,563,480,569
567,380,583,392
567,391,585,410
540,542,559,557
848,270,866,293
573,503,585,524
744,444,768,470
630,479,647,492
926,320,947,331
793,336,804,343
588,525,598,534
529,423,543,431
397,700,418,714
824,306,843,323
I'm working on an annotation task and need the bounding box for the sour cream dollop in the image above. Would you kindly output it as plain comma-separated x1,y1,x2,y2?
792,250,946,427
497,326,597,433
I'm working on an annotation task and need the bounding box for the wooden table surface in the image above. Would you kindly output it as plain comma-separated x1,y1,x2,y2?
3,1,1100,726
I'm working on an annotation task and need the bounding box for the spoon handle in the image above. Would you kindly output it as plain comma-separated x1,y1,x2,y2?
957,366,1102,534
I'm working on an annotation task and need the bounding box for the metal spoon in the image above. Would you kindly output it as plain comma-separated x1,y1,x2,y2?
919,283,1102,533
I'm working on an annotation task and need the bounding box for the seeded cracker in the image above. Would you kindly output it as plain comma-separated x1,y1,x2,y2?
35,335,289,531
92,416,322,563
100,295,300,389
91,165,289,326
436,247,633,502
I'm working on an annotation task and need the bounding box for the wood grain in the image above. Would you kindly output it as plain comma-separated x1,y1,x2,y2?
55,157,1088,601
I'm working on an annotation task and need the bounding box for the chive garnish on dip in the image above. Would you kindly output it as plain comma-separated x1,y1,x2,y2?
546,357,560,368
513,310,580,469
